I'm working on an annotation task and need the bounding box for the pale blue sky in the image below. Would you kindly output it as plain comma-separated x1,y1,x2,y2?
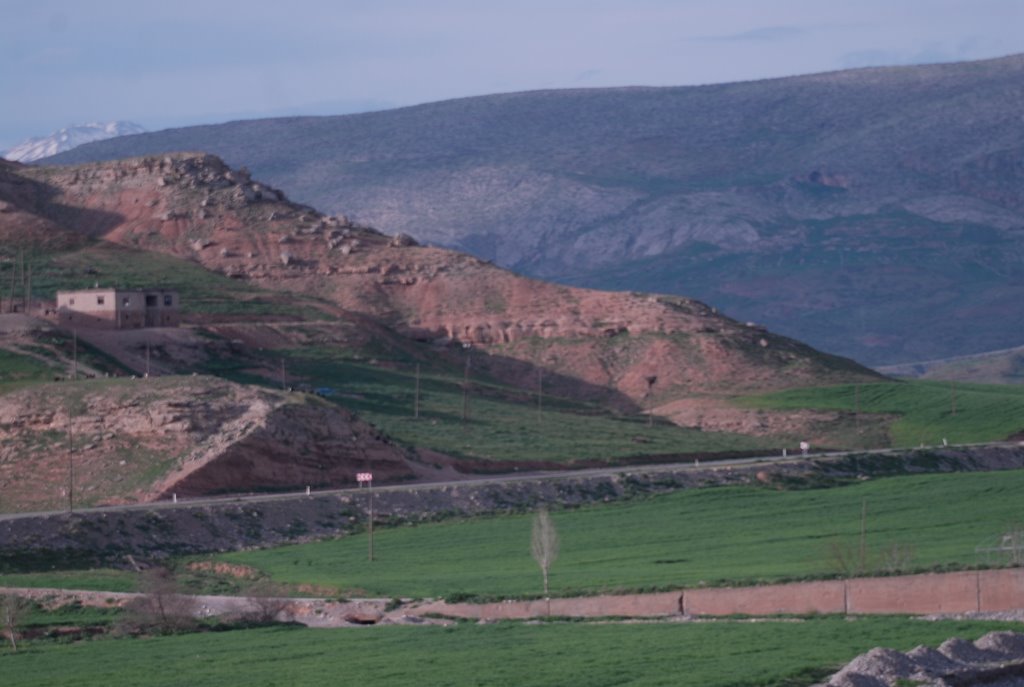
2,0,1023,150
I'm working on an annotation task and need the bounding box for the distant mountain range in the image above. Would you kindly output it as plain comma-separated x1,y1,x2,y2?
43,55,1024,366
5,121,145,162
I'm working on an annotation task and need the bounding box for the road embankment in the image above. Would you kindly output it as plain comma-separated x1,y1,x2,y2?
2,444,1023,569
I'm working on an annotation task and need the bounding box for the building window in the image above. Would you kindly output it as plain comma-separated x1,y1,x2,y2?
164,294,173,306
69,298,75,305
145,294,157,307
96,296,105,305
123,297,131,306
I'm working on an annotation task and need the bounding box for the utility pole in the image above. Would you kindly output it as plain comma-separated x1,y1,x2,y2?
145,340,151,377
280,359,287,391
414,363,421,419
67,403,74,513
951,381,957,417
854,383,861,434
24,263,31,316
461,344,471,423
72,330,78,381
858,498,867,574
537,367,543,426
645,375,658,428
8,252,16,313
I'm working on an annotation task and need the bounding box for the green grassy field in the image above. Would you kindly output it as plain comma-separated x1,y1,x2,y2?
231,348,774,463
0,348,59,393
2,617,1020,687
741,380,1024,447
0,570,138,594
206,469,1024,599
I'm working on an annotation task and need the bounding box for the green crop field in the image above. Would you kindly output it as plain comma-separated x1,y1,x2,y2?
210,469,1024,599
268,349,772,463
0,569,138,594
2,617,1020,687
741,380,1024,447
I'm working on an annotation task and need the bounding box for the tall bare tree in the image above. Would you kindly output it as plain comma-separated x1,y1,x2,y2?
531,507,559,597
1,594,28,652
122,567,197,634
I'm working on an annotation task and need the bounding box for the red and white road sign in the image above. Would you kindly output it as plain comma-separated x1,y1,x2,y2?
357,472,373,483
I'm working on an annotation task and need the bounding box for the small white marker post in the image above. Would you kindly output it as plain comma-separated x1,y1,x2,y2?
357,472,374,561
306,485,311,496
172,493,177,504
799,441,810,457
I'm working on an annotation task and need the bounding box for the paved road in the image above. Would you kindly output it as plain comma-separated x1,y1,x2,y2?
1,441,1018,523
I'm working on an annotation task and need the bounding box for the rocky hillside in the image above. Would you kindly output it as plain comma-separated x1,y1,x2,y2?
3,154,881,407
44,54,1024,366
0,375,419,512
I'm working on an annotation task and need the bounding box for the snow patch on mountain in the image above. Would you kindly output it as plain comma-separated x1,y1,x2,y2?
2,122,146,163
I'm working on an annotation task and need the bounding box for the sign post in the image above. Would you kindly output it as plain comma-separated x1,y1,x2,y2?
357,472,374,561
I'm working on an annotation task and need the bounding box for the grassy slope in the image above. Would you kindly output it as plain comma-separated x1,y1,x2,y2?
0,349,59,393
3,618,1021,687
740,381,1024,446
269,349,769,462
206,469,1024,599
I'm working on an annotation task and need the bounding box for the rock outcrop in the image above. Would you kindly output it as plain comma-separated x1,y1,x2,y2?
820,632,1024,687
5,154,881,407
0,375,417,512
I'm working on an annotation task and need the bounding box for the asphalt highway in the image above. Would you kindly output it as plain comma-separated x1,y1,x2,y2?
1,441,1018,523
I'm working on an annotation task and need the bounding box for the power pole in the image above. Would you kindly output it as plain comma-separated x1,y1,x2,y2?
72,330,78,381
858,498,867,574
67,404,74,513
537,367,543,426
951,381,957,417
414,363,421,419
461,345,471,423
145,340,151,377
645,375,658,428
24,262,31,316
280,359,287,391
854,383,861,433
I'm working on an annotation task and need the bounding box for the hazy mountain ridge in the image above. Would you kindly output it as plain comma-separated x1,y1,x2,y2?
44,54,1024,366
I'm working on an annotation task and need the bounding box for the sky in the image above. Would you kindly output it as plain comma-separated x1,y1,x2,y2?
3,0,1024,151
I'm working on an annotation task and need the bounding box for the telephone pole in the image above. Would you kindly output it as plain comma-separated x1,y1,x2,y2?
461,344,471,423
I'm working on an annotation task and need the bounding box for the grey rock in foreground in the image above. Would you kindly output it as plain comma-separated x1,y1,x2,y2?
820,631,1024,686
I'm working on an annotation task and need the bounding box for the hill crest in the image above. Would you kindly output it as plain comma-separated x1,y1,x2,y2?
42,53,1024,366
4,153,880,405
